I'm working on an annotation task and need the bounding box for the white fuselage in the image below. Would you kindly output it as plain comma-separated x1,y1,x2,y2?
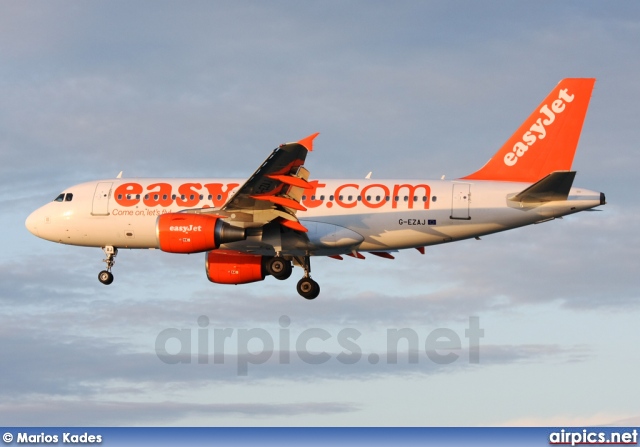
25,177,603,256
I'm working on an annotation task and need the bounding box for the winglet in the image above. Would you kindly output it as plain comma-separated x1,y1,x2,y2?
462,78,595,183
297,132,320,152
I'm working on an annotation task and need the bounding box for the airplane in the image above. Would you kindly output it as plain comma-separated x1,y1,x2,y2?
25,78,605,300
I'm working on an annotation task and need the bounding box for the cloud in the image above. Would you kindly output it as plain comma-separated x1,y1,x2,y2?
0,400,358,426
0,316,588,399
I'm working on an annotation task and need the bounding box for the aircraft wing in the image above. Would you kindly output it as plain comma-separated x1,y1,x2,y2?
202,133,319,232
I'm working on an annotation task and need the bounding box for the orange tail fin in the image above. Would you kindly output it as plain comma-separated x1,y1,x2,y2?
463,78,596,182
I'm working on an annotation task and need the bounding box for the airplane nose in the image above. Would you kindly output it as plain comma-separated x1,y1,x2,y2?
25,210,41,237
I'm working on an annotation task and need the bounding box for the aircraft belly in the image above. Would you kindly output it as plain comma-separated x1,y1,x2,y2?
57,215,158,249
302,221,364,249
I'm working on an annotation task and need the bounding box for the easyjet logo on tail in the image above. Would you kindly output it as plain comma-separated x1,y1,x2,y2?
504,88,575,167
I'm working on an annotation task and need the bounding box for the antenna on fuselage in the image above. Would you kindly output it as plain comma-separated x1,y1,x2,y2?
116,171,123,179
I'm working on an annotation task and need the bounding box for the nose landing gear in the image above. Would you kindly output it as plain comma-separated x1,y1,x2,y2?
98,246,117,285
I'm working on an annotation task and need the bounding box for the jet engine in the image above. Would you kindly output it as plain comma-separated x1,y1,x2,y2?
205,250,266,284
156,214,245,253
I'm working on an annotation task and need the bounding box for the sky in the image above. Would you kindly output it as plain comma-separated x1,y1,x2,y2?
1,0,639,427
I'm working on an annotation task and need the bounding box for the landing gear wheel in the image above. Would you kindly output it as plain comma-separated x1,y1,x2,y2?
98,270,114,285
267,257,293,280
297,277,320,300
99,246,118,285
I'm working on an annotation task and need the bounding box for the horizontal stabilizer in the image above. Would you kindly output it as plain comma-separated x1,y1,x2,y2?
509,171,576,203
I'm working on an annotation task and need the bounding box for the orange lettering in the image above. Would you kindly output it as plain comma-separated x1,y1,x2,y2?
144,183,173,207
203,183,240,207
114,183,143,207
392,184,430,209
176,183,202,207
361,184,390,209
302,181,326,208
334,184,359,209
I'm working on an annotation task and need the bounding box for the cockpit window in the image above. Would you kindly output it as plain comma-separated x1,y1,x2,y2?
54,193,65,202
65,193,73,202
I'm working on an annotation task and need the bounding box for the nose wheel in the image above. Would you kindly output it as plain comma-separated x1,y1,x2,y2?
98,270,114,285
296,254,320,300
99,246,117,285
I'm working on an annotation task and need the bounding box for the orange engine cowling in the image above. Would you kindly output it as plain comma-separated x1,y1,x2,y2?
156,213,246,254
205,250,266,284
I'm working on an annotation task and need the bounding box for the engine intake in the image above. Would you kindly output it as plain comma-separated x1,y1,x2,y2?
156,213,246,253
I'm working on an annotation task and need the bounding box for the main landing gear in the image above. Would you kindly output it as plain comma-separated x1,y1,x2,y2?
268,254,319,299
295,254,320,300
266,254,320,300
266,256,293,281
98,246,117,285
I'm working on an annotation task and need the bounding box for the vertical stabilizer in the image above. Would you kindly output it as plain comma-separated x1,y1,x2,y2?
463,78,595,182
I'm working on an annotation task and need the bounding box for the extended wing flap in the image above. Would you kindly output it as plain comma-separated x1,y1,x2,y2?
214,133,318,230
509,171,576,203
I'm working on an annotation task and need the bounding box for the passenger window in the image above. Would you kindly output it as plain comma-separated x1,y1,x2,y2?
329,195,334,201
432,196,437,202
65,193,73,202
320,195,325,201
54,193,65,202
376,195,381,201
302,195,307,201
